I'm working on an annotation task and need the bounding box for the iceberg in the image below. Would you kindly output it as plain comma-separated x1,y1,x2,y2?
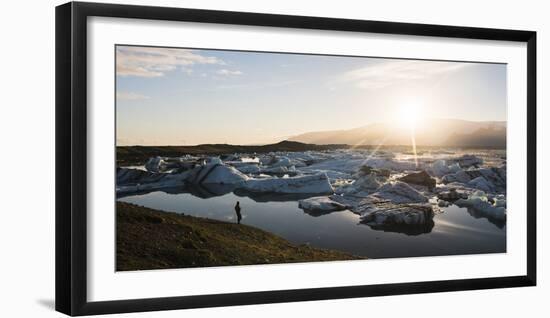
467,176,494,193
226,161,261,174
363,158,417,172
298,196,349,213
358,202,435,235
186,162,249,185
397,170,436,189
270,156,292,168
360,203,434,226
117,167,168,185
335,173,382,197
437,188,468,201
144,156,198,173
301,158,365,175
441,166,506,193
455,191,506,220
261,165,298,176
240,173,333,194
427,160,461,178
370,181,429,204
144,156,165,172
116,170,191,194
450,154,483,168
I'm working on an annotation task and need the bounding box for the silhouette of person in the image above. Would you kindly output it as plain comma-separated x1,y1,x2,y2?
234,201,242,224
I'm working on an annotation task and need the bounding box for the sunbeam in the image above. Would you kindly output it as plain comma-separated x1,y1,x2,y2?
397,102,423,168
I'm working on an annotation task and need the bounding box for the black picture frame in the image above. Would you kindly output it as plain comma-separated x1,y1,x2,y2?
55,1,537,316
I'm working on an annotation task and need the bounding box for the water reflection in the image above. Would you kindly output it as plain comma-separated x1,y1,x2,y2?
361,220,435,236
116,183,236,199
302,208,345,218
118,190,506,259
234,188,318,202
185,183,236,198
464,207,506,229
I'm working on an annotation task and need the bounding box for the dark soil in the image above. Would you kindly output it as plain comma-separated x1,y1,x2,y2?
116,202,363,271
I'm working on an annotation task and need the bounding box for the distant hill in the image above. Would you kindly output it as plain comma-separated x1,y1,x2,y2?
288,119,506,148
117,140,346,166
445,127,506,148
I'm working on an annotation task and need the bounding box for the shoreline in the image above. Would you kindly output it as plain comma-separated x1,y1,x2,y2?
116,202,364,271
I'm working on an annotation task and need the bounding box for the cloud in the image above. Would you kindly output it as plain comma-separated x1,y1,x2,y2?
216,69,243,76
340,60,469,90
116,91,150,101
116,46,224,77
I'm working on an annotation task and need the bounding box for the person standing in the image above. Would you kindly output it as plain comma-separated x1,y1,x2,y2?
234,201,242,224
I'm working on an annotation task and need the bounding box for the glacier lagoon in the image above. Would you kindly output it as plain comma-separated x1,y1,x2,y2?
118,189,505,258
116,147,506,259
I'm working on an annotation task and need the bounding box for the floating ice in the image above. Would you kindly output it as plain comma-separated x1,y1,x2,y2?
144,156,165,172
335,173,382,197
117,167,168,185
371,181,429,204
241,173,333,194
437,188,468,201
261,165,298,176
451,154,483,168
116,169,191,194
360,202,435,231
441,166,506,193
226,161,261,174
455,191,506,220
298,196,348,213
187,162,249,185
467,176,494,193
397,170,436,189
427,160,461,177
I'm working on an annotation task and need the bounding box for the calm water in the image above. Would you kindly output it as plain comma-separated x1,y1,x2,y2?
118,188,506,259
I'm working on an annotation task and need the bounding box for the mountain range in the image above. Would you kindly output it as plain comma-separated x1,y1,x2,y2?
288,118,506,148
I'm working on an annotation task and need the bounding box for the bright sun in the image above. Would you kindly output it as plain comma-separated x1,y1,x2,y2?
396,102,424,168
397,103,424,129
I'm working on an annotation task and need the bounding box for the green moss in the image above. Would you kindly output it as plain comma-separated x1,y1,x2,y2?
116,202,363,271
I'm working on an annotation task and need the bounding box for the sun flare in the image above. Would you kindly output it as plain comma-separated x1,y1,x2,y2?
397,102,424,129
396,102,424,168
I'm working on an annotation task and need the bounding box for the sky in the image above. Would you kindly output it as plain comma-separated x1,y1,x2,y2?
116,45,507,146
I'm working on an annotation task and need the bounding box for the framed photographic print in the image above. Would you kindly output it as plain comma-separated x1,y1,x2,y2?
55,1,536,316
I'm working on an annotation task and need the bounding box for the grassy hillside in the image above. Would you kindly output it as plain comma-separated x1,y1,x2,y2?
116,202,363,271
116,140,346,166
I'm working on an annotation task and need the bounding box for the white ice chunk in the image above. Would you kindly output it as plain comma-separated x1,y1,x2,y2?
467,176,494,193
428,159,449,177
455,191,506,220
145,156,165,172
262,165,297,175
298,196,348,212
116,170,191,194
187,162,249,185
205,157,223,165
241,173,333,194
335,174,382,197
371,181,428,203
427,160,462,178
226,161,261,174
271,156,292,168
452,154,483,167
363,158,417,172
360,203,434,226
